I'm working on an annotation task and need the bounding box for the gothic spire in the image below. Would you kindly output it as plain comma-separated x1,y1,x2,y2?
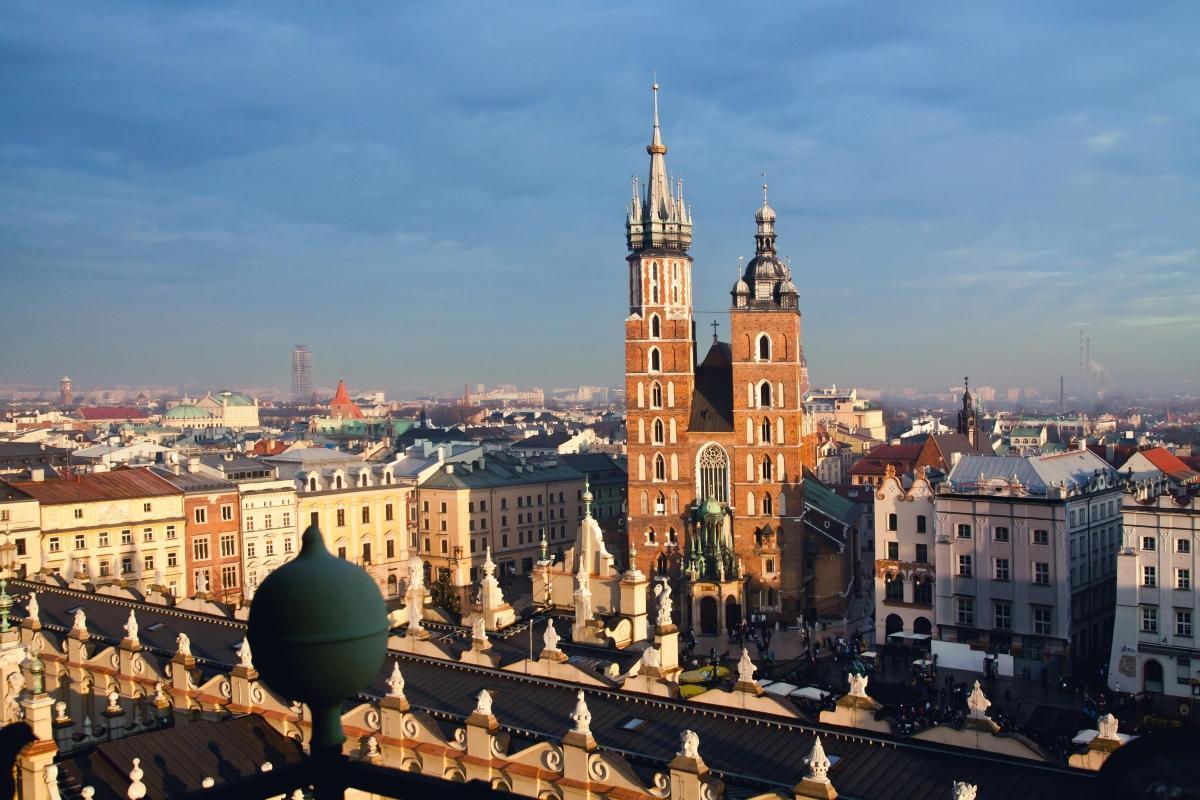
627,83,691,253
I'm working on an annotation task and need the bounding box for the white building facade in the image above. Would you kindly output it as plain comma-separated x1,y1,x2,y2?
936,450,1122,678
1108,487,1200,700
873,467,937,643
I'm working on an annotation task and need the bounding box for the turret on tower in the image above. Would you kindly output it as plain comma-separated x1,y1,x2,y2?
627,84,692,253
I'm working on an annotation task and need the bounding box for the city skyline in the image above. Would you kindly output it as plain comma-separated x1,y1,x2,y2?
2,3,1199,394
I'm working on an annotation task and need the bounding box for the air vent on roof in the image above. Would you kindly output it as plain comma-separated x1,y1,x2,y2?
619,717,647,732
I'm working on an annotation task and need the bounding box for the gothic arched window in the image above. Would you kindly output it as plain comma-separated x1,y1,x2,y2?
759,382,772,408
697,443,730,504
653,418,664,444
649,348,661,373
761,418,772,443
651,382,663,408
654,453,666,481
762,493,773,516
655,492,666,515
762,455,773,481
757,334,771,361
650,314,661,339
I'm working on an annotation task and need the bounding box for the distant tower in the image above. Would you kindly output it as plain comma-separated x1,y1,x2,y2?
59,376,73,406
291,345,312,404
957,376,978,448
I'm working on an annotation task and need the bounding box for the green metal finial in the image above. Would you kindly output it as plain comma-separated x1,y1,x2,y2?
0,580,11,633
582,476,593,518
539,530,548,562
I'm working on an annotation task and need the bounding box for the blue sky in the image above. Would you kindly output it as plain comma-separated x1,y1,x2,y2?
2,2,1198,396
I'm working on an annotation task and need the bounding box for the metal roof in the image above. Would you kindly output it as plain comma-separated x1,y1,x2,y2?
7,580,1095,800
9,468,180,504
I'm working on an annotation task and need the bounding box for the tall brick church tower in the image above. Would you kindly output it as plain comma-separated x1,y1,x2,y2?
624,84,696,575
624,87,825,632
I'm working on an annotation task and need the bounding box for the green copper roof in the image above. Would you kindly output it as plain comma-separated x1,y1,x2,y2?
165,404,212,420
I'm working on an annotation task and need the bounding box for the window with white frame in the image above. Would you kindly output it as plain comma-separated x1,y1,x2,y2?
1141,606,1158,633
1033,607,1052,636
1177,610,1193,638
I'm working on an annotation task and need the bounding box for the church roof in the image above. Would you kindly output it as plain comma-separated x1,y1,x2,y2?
689,341,734,432
329,379,364,419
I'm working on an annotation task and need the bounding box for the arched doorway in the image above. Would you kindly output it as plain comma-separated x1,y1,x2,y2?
386,573,398,597
914,616,932,636
885,614,903,638
699,596,719,636
1144,659,1164,693
725,595,742,630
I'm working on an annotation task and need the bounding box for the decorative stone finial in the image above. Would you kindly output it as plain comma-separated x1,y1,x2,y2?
483,546,497,580
123,610,139,644
81,788,95,800
365,735,381,758
474,689,493,717
1097,712,1119,741
386,662,405,698
127,758,146,800
408,554,424,591
654,579,672,628
175,632,192,659
54,701,68,723
0,580,11,633
539,529,548,563
806,736,830,783
107,688,121,714
72,608,87,634
847,671,869,698
582,476,593,517
153,682,166,705
678,729,700,759
26,592,39,626
570,690,592,735
236,637,254,669
543,622,561,653
952,781,977,800
737,648,756,684
472,616,486,642
966,680,990,719
642,646,661,669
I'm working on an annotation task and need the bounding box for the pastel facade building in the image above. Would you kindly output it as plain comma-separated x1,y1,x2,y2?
151,466,243,601
1108,486,1200,698
936,450,1122,677
268,448,412,599
0,481,41,577
874,466,937,643
415,454,585,592
10,469,186,595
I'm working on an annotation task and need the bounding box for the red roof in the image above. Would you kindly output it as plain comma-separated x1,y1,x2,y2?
10,468,180,505
248,439,288,456
849,443,923,475
1141,447,1200,483
78,406,148,421
328,379,364,420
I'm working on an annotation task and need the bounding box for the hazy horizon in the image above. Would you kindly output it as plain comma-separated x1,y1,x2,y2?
2,3,1198,395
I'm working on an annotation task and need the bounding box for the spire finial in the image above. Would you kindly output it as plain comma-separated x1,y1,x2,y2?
711,320,719,343
582,476,593,517
647,81,666,155
762,172,768,206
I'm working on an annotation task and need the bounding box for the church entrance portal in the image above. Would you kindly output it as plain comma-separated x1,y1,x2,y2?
699,596,718,636
725,596,741,630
